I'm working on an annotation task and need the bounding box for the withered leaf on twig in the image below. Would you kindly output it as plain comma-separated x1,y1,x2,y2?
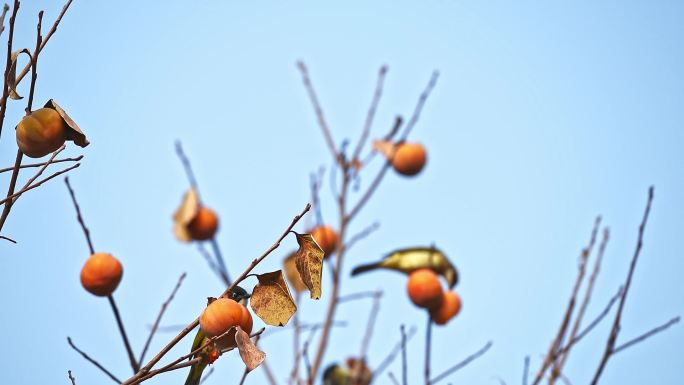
7,48,30,100
372,139,396,160
294,232,324,300
173,188,200,242
234,326,265,371
44,99,90,148
250,270,297,326
283,251,306,293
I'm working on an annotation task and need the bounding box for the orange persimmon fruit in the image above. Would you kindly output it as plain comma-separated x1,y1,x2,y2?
80,252,123,297
187,206,219,241
16,108,67,158
199,297,243,338
391,142,427,176
406,268,443,309
311,225,338,258
430,290,462,325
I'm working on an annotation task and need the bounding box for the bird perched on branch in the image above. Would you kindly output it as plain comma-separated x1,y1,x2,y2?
184,286,251,385
323,358,372,385
351,246,458,288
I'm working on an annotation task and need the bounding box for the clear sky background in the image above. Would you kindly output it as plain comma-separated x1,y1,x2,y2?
0,1,682,384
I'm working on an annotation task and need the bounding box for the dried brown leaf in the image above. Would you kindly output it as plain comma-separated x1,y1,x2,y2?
234,326,265,371
250,270,297,326
283,251,306,293
8,48,31,100
294,232,324,300
372,139,396,160
173,188,199,242
44,99,90,148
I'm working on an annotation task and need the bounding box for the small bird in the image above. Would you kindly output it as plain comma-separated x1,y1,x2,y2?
184,286,251,385
323,358,372,385
351,246,458,288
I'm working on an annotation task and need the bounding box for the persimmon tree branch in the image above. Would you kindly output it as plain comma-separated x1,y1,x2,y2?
138,272,187,366
67,370,76,385
0,0,19,140
0,154,81,173
67,337,121,384
352,65,388,162
122,203,310,385
591,187,659,384
430,341,493,384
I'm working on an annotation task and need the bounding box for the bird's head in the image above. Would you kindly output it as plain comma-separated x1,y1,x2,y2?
228,286,251,306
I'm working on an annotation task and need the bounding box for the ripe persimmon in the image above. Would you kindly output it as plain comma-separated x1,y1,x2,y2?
211,300,254,349
16,108,67,158
430,290,462,325
391,142,427,176
187,206,219,241
406,268,443,309
311,225,338,258
80,252,123,297
199,298,243,338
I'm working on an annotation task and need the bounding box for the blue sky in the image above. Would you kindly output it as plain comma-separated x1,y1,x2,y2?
0,1,682,384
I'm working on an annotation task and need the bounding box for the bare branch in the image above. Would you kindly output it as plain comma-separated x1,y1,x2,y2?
398,70,439,142
0,162,80,206
591,186,655,385
425,316,433,385
108,295,140,373
67,370,76,385
297,61,339,164
613,316,680,354
123,203,310,385
352,65,388,162
430,341,493,384
372,325,417,382
0,155,82,174
139,272,187,366
67,337,121,384
64,176,95,254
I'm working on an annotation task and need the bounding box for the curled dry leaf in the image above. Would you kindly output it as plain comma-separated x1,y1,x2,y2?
283,251,306,293
372,139,396,160
8,48,31,100
294,232,324,300
173,188,200,242
44,99,90,148
250,270,297,326
234,326,265,371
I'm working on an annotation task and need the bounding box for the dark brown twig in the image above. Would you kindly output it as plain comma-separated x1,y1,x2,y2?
67,337,121,384
138,272,187,366
11,145,65,205
67,370,76,385
0,155,82,173
430,341,493,384
590,186,654,385
0,4,9,37
0,0,19,140
64,176,94,254
0,234,15,243
0,163,80,206
108,295,140,374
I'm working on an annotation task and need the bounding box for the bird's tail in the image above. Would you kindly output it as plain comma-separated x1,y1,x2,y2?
351,262,381,276
184,362,205,385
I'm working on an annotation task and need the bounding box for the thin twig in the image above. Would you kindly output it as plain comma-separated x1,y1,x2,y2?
0,4,9,37
401,325,408,385
612,316,680,354
425,315,432,385
139,272,187,366
0,155,82,173
297,61,339,164
0,163,80,206
174,140,200,195
372,326,417,382
0,0,19,140
351,291,382,384
352,65,388,162
523,356,530,385
590,186,654,385
338,290,383,304
11,145,65,205
67,337,121,384
199,367,215,384
388,372,401,385
398,71,439,142
122,203,310,385
210,237,230,284
67,370,76,385
64,176,95,254
430,341,493,384
345,222,380,251
108,295,140,374
0,234,15,243
532,217,602,385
